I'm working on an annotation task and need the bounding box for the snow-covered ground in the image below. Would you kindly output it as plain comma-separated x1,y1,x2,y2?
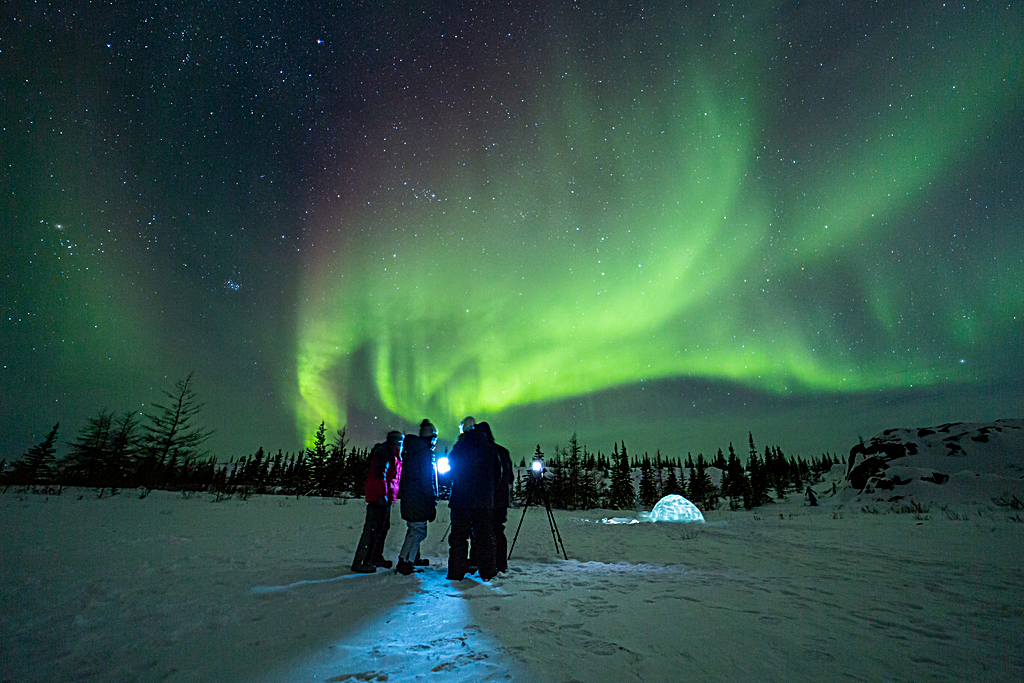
3,427,1023,683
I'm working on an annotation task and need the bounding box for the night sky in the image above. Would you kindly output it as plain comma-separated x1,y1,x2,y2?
3,1,1022,462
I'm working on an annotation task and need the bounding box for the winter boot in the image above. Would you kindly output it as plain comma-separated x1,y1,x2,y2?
396,559,415,576
374,557,393,569
352,530,375,573
413,553,429,566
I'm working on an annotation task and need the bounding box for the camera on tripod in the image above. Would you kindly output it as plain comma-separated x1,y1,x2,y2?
508,449,568,561
530,457,544,479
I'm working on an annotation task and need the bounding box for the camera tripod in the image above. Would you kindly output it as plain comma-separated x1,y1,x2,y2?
507,472,568,561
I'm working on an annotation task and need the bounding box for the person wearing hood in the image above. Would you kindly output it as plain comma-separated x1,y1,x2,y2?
351,430,403,573
478,421,513,574
445,416,500,581
395,419,438,575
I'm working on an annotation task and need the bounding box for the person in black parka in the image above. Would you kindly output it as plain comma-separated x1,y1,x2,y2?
396,419,438,575
446,416,500,581
477,421,513,573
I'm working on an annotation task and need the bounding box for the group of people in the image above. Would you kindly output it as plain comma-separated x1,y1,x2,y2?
350,416,514,581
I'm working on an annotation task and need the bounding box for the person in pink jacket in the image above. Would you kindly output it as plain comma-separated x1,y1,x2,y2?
351,430,403,572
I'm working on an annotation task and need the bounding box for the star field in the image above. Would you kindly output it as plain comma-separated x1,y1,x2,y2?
2,1,1021,460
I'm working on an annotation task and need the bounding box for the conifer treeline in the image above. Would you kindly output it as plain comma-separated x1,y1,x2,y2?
0,419,372,500
4,401,841,512
510,433,841,512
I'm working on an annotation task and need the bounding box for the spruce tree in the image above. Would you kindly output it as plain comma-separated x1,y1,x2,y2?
789,456,804,491
269,450,284,487
65,410,114,488
726,444,747,510
307,422,328,495
720,444,734,502
291,452,309,497
12,423,60,486
638,456,658,507
512,469,527,507
137,373,212,487
567,433,582,510
689,454,708,510
608,442,635,509
664,466,681,496
696,454,718,511
770,446,787,499
546,446,566,509
654,449,665,497
713,448,727,470
744,442,770,509
107,412,139,488
322,428,349,496
579,445,600,510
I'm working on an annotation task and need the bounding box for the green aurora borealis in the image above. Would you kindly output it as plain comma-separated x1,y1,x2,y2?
295,3,1023,449
3,1,1022,459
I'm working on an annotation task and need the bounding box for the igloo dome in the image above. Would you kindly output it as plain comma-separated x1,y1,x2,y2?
648,494,705,523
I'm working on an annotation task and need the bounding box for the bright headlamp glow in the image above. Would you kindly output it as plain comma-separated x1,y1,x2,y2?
531,459,543,473
435,456,450,475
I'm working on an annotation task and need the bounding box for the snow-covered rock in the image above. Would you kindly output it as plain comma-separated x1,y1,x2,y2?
845,419,1024,505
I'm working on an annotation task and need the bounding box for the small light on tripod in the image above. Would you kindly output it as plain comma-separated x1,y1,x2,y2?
531,459,543,473
436,457,450,475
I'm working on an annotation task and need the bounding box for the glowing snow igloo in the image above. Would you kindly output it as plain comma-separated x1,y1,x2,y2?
647,495,705,523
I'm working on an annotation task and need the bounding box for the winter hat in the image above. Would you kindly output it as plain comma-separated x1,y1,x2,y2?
387,430,404,443
419,419,438,439
459,416,475,433
477,421,494,442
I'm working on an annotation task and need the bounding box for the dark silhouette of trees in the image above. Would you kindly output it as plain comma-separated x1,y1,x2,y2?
638,455,659,507
688,453,717,511
306,422,329,495
723,443,748,510
713,448,727,470
578,445,601,509
565,433,583,510
3,405,828,514
744,433,771,508
512,467,528,507
663,465,682,496
107,412,140,488
64,410,114,488
607,442,635,509
9,423,60,487
136,373,213,487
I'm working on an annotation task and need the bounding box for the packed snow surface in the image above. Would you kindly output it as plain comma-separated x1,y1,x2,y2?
3,422,1023,682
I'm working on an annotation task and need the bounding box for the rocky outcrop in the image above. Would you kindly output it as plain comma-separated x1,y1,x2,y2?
844,420,1024,503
